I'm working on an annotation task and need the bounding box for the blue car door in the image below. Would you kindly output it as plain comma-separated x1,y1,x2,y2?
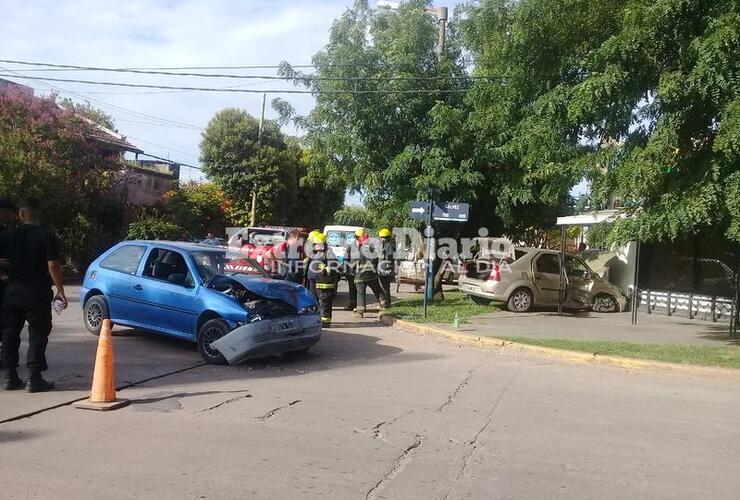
134,247,201,338
96,244,149,325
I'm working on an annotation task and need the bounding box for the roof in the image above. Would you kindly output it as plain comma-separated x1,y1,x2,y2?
126,240,226,252
80,116,143,154
556,209,625,226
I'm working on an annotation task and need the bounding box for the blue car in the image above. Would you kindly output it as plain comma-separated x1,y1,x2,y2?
80,241,321,364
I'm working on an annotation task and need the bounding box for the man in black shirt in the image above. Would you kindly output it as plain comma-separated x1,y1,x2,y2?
0,198,16,370
0,198,67,392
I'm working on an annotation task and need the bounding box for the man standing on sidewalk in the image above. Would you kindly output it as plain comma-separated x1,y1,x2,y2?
0,198,16,370
1,198,67,392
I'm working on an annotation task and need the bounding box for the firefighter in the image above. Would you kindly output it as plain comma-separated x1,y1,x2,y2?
308,233,339,328
354,230,385,318
377,228,395,308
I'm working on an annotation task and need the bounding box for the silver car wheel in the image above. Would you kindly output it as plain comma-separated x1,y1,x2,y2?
86,302,103,329
510,290,532,312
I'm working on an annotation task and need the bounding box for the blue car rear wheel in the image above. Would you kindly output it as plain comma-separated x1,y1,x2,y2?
83,296,109,336
197,319,229,365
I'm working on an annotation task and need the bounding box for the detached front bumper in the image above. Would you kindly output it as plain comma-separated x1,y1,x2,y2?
210,314,322,365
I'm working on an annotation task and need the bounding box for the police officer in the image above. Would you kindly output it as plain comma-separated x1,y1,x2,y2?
1,198,67,392
0,198,16,370
377,228,395,308
308,233,339,328
354,231,385,318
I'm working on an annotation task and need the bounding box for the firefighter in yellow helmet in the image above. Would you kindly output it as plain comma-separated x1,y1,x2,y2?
377,228,394,307
353,229,386,317
307,232,339,327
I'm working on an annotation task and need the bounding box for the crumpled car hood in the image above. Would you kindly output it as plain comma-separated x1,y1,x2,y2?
221,274,316,309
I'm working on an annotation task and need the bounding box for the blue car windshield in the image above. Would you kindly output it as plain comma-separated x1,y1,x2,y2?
191,250,227,282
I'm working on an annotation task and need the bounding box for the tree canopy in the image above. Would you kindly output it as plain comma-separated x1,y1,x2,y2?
200,108,343,228
0,89,125,268
282,0,738,244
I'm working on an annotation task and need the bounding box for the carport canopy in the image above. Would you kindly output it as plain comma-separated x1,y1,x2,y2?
556,209,624,227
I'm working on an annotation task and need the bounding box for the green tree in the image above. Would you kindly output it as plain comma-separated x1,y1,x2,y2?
333,205,374,227
126,212,182,240
283,0,481,234
164,182,232,237
0,89,125,269
200,108,300,226
463,0,739,244
574,0,740,244
200,109,343,229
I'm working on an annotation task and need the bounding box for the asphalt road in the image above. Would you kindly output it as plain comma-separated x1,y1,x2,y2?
1,285,739,499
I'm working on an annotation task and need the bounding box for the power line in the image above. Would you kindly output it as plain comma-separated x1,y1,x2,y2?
0,59,495,82
43,78,277,96
127,136,200,160
0,65,205,130
0,74,468,94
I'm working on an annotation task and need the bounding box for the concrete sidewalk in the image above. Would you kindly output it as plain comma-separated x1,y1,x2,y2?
433,309,739,347
389,282,740,347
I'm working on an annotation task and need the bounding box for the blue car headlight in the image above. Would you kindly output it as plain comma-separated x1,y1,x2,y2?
298,304,319,315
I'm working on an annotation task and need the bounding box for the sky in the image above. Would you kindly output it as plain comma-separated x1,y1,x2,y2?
1,0,585,206
0,0,460,205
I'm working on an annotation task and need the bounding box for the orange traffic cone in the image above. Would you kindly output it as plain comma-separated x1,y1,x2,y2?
74,319,129,411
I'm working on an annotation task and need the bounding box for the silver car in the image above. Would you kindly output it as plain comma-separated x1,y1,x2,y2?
458,247,627,313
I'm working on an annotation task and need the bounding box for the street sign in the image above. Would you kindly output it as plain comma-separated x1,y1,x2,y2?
410,201,429,220
433,202,470,222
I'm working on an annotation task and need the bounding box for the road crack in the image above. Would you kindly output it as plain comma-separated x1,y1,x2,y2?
444,368,522,500
366,434,423,500
255,399,301,420
371,410,414,440
437,368,476,412
199,393,252,413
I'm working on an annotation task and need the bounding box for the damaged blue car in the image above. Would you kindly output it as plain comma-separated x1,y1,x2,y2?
80,241,321,364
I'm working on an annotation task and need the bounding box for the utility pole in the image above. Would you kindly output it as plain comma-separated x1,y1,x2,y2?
425,6,447,62
377,3,447,60
250,92,267,227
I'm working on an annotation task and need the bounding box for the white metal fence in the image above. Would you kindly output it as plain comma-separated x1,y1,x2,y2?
638,290,735,323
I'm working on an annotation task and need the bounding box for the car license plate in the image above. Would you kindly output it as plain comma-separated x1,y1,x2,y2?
276,320,294,332
461,284,478,292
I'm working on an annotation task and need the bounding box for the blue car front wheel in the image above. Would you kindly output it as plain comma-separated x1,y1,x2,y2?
197,319,229,365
